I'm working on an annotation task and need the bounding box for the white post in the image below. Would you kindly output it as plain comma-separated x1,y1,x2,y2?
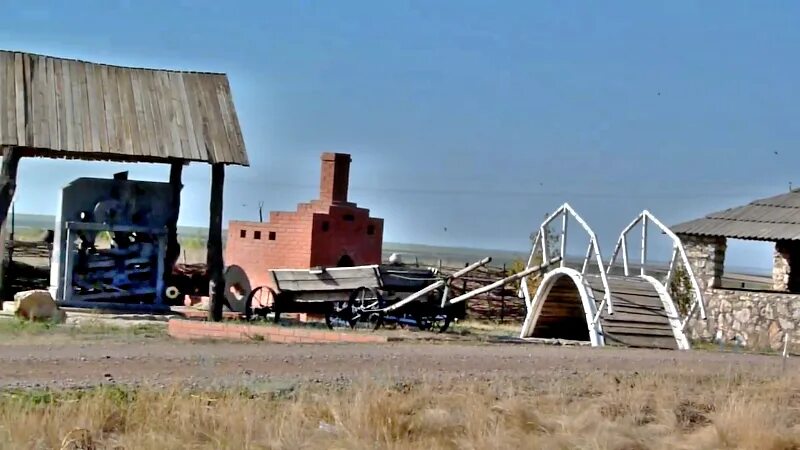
560,213,568,268
640,216,648,276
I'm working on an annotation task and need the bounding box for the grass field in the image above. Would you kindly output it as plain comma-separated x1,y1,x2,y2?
0,371,795,449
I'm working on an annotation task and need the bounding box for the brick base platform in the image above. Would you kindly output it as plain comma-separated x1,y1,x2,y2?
168,319,391,344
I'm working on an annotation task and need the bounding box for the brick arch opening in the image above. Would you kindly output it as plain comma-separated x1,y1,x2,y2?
337,255,354,267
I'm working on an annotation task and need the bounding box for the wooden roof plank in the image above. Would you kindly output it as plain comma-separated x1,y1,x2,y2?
84,61,105,153
143,71,167,158
14,53,26,146
31,54,48,150
99,65,120,154
45,57,59,150
68,60,85,152
0,52,6,144
167,72,193,160
201,75,231,163
52,59,66,149
131,69,151,157
182,73,211,162
174,72,202,160
130,71,154,157
3,54,17,146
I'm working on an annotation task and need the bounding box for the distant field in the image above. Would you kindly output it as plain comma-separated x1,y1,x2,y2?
5,213,771,277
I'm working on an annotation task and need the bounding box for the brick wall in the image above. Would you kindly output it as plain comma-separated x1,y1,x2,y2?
310,205,383,267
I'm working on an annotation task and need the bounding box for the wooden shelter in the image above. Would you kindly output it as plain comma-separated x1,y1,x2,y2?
0,50,250,320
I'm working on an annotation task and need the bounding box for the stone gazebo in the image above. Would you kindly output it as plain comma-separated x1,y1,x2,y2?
672,190,800,350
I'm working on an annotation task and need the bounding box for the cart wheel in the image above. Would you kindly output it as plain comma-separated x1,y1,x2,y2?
325,301,354,330
348,286,384,330
417,310,453,333
245,286,277,321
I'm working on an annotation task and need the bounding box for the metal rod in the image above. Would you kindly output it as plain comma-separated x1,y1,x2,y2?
641,215,648,276
622,237,629,276
606,237,622,275
592,297,607,326
665,245,679,286
560,213,568,268
581,241,592,274
380,257,492,313
519,231,542,301
449,256,561,305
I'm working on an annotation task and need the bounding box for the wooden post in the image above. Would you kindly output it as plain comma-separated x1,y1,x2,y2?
207,163,225,322
164,162,183,280
0,147,21,297
500,263,506,323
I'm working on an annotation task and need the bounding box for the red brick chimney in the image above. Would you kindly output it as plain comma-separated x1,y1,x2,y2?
319,153,351,204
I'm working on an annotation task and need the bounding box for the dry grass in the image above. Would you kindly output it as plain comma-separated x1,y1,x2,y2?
0,371,797,449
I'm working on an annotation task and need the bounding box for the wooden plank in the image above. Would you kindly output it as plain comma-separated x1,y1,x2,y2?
84,62,104,152
31,55,48,149
161,71,183,159
168,72,192,160
52,59,66,149
140,71,164,157
134,70,161,155
150,71,173,158
4,54,17,146
216,77,247,164
175,73,201,160
201,75,229,163
213,76,235,163
100,65,120,152
68,60,86,151
116,67,138,156
78,59,94,152
0,53,6,144
46,57,59,149
183,73,211,161
22,54,34,146
130,70,152,156
14,53,25,145
603,333,678,349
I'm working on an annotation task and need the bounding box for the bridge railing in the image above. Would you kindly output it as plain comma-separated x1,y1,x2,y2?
521,203,613,324
606,210,706,331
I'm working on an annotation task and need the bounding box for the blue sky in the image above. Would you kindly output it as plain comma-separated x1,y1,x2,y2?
2,0,799,272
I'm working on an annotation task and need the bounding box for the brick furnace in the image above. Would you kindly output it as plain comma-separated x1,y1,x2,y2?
225,153,384,288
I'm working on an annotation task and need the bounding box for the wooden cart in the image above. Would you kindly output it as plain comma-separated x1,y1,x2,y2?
244,265,382,329
244,257,493,332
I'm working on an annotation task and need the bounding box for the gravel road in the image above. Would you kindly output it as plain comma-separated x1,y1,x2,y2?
0,337,791,390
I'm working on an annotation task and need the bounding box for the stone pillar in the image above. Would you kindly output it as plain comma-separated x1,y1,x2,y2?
773,241,791,291
773,240,800,292
680,234,726,292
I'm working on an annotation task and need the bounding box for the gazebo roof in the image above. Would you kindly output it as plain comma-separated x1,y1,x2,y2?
0,50,248,166
671,190,800,241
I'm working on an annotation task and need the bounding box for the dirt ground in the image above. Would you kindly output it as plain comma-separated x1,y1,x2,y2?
0,325,792,391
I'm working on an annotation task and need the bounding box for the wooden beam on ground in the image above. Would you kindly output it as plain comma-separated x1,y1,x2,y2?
164,161,183,279
0,147,21,297
207,163,225,321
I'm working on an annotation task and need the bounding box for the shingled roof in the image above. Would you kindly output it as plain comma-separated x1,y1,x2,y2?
671,190,800,241
0,50,248,166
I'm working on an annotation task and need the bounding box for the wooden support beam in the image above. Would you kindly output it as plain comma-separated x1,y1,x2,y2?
207,163,225,322
164,162,183,279
0,147,21,297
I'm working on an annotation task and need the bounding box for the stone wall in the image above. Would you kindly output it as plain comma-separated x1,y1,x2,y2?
680,234,800,351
